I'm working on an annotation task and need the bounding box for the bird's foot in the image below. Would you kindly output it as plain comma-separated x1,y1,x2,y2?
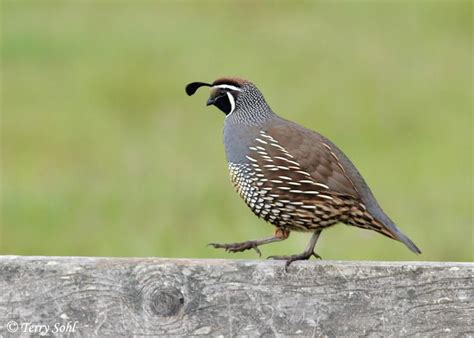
268,251,322,271
208,241,262,256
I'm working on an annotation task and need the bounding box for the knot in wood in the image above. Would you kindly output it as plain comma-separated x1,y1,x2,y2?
149,287,184,317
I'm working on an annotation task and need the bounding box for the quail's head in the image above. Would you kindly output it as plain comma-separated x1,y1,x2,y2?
186,77,267,116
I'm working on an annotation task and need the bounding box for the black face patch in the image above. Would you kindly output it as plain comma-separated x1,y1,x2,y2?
207,87,239,115
212,92,233,115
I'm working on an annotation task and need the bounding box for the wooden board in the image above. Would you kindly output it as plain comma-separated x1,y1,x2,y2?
0,256,472,336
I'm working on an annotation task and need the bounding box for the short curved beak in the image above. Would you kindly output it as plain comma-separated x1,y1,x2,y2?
206,97,216,106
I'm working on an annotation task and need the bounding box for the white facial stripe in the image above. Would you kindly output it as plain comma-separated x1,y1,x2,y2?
214,84,242,92
226,92,235,114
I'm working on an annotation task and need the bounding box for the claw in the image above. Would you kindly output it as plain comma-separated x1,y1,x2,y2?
268,250,322,272
252,246,262,257
284,260,293,272
207,241,262,256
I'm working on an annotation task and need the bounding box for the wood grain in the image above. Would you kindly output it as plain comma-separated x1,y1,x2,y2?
0,256,472,336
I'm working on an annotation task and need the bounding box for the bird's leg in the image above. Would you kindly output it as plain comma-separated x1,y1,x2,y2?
269,230,322,271
209,229,290,257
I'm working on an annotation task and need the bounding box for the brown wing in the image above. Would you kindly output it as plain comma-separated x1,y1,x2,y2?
241,125,362,231
262,123,360,199
242,121,417,246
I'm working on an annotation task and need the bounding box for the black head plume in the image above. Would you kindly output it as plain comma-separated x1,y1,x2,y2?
185,82,212,96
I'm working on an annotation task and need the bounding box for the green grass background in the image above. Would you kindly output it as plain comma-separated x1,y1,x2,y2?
1,1,472,261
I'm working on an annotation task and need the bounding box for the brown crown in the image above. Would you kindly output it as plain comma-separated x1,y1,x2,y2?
212,77,249,88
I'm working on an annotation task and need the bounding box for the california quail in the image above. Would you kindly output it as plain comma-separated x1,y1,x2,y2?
186,77,421,268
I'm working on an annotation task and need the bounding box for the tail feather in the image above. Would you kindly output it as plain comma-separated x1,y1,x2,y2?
370,213,421,254
395,229,422,254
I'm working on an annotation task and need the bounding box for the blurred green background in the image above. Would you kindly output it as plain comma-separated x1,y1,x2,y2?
1,1,472,261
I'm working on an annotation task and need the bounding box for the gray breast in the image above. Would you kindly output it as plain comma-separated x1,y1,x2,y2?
223,120,259,164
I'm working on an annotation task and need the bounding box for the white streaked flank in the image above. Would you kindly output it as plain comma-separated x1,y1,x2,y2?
321,142,332,150
301,190,319,195
314,183,330,189
295,170,311,177
270,179,283,184
273,156,300,167
270,142,285,150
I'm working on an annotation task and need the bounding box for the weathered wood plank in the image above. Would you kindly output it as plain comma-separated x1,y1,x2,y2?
0,256,472,336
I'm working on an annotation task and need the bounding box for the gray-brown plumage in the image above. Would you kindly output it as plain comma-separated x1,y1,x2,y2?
186,77,421,269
